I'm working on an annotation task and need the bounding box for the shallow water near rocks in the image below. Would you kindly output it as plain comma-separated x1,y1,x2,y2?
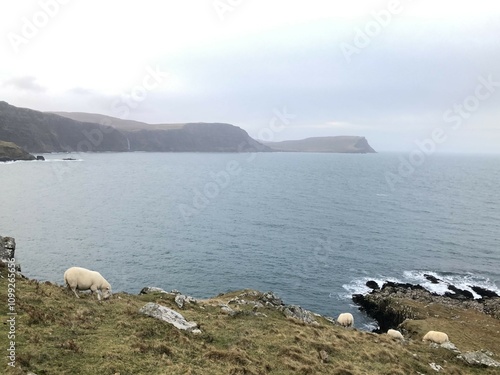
1,152,499,329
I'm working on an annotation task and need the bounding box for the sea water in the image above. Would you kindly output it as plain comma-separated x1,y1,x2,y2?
1,152,499,329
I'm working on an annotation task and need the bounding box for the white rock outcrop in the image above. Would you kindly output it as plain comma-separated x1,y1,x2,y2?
139,302,201,334
458,351,500,367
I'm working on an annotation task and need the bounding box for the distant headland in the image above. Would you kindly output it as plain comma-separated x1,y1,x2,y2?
0,101,376,155
0,140,36,162
262,136,376,153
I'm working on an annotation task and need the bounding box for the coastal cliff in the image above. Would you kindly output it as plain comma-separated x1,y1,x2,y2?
53,111,271,152
0,140,35,162
262,136,376,153
353,281,500,332
0,102,129,153
0,102,270,153
352,280,500,367
124,123,270,152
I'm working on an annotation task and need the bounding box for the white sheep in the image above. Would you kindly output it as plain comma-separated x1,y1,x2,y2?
387,329,404,340
422,330,449,344
337,312,354,327
64,267,112,300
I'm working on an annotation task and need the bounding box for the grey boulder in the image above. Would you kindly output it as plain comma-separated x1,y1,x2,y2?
139,302,201,334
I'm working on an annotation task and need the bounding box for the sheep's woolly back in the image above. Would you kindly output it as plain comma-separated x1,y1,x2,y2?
64,267,110,290
387,329,404,340
337,313,354,327
422,330,449,344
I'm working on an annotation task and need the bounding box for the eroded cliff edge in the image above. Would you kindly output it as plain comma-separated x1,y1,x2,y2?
0,140,35,162
352,280,499,357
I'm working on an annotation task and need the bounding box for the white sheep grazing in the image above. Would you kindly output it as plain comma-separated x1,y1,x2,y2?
64,267,112,300
422,330,449,344
337,312,354,327
387,329,404,340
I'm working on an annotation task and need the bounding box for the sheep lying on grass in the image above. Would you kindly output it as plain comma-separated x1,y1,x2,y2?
387,329,404,340
423,330,449,344
64,267,112,300
337,312,354,327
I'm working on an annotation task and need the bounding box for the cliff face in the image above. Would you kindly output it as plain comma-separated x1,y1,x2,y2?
353,281,500,328
0,102,129,153
125,123,270,152
1,103,270,153
54,112,271,152
0,140,35,161
263,136,376,153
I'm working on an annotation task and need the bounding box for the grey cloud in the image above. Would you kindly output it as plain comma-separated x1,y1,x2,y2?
3,76,46,93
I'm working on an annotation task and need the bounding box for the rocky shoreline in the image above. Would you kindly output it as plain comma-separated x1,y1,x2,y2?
0,141,36,162
352,280,500,333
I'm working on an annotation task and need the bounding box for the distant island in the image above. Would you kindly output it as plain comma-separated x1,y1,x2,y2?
262,136,376,153
0,101,376,154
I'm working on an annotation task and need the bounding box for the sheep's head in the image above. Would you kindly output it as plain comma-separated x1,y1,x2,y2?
102,285,112,300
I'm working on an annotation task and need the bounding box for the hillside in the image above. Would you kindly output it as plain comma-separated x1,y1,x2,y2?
53,112,270,152
51,112,184,132
0,140,35,161
1,238,499,374
0,102,129,153
263,136,376,153
0,102,269,153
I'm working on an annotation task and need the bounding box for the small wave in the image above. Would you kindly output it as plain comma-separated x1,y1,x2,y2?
42,158,84,162
362,321,379,331
0,158,83,164
402,270,500,299
0,160,37,165
340,275,401,300
341,270,499,301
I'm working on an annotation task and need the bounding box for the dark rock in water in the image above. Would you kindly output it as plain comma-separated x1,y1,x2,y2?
352,294,364,304
36,155,45,161
444,291,470,300
424,274,441,284
446,285,474,300
366,280,380,290
382,281,426,291
470,286,499,299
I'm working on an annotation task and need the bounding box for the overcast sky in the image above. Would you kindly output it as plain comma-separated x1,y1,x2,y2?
1,0,499,152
